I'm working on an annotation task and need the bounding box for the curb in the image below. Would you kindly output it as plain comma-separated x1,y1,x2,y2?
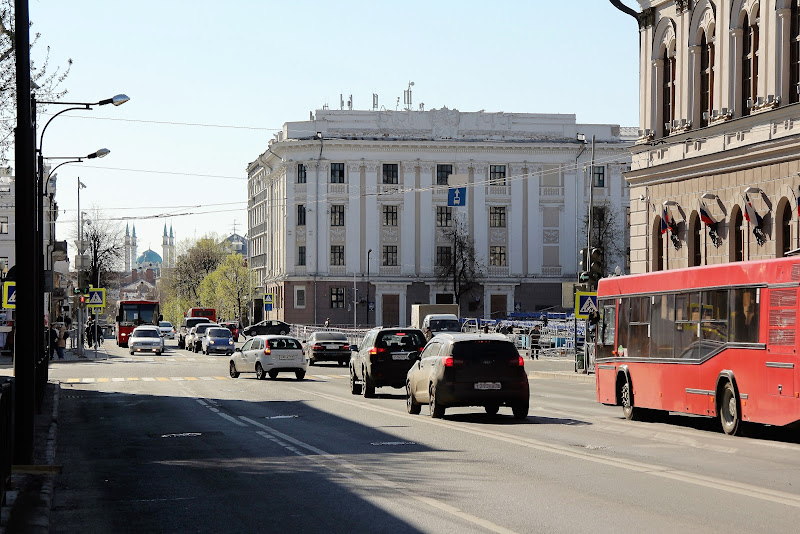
529,371,595,384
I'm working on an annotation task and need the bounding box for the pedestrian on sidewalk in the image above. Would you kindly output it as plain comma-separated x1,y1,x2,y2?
49,325,59,360
56,324,67,359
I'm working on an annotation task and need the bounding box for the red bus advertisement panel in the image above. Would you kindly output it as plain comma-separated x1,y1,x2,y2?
595,256,800,436
186,307,216,323
116,300,161,347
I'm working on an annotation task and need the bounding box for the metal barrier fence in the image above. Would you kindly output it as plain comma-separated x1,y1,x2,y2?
0,378,13,507
290,324,371,348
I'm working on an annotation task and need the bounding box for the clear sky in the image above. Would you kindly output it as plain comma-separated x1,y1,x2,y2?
27,0,641,265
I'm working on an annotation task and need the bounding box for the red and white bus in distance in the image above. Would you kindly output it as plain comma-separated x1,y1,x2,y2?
185,307,216,324
116,300,161,347
595,256,800,436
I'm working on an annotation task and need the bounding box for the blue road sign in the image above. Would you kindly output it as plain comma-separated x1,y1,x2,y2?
87,288,106,308
264,293,273,312
448,187,467,207
575,292,598,319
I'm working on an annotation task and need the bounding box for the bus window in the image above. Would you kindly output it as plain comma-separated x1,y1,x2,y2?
629,296,650,358
730,288,759,343
650,294,675,358
701,290,728,343
675,292,700,358
617,298,630,357
597,299,616,359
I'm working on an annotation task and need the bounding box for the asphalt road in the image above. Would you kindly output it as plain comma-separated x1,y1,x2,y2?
46,339,800,533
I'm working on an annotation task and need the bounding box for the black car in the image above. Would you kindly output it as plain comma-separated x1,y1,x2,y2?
178,317,212,349
406,332,529,419
350,327,426,398
242,320,290,337
305,331,351,366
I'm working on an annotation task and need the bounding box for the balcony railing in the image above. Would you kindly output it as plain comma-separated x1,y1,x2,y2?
328,183,348,195
487,185,510,196
378,184,401,195
540,186,564,197
329,265,346,275
488,265,509,276
380,265,401,275
541,266,562,277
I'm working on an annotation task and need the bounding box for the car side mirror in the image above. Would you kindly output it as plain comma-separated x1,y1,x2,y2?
350,344,358,352
410,351,421,361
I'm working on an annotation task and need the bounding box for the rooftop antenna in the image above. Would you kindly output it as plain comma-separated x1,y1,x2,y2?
396,97,400,110
347,94,353,110
373,93,379,110
340,94,344,110
403,81,415,111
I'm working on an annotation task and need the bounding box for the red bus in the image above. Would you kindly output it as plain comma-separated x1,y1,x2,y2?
185,307,216,323
595,256,800,436
116,300,161,347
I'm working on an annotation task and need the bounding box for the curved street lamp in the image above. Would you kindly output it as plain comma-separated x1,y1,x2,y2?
44,148,110,195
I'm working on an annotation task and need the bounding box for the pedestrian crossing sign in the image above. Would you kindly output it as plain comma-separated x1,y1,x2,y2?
87,288,106,308
575,291,597,319
2,281,15,309
264,293,273,312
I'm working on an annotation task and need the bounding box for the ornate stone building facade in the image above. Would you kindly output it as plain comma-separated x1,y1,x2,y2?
626,0,800,272
248,109,633,326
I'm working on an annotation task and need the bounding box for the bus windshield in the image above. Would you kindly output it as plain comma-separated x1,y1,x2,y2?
119,303,158,325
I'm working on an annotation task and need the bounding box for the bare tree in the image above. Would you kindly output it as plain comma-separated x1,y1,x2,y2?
583,200,626,274
0,1,72,164
435,216,485,311
81,208,123,288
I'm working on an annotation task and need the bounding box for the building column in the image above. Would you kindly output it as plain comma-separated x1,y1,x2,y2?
778,8,792,103
401,162,417,276
347,162,362,272
688,45,701,127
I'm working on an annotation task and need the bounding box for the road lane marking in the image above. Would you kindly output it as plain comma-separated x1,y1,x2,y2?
185,376,198,381
300,389,800,510
198,377,216,381
111,378,125,382
169,377,186,381
81,378,95,383
155,377,170,381
66,378,80,383
126,377,139,381
241,417,517,534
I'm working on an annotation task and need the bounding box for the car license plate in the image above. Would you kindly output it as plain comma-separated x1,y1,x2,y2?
392,353,409,360
474,382,501,390
279,355,294,360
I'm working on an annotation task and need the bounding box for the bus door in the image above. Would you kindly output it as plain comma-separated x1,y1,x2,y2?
595,298,618,404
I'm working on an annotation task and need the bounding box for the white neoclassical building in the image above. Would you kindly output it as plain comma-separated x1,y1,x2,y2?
247,108,634,327
623,0,800,272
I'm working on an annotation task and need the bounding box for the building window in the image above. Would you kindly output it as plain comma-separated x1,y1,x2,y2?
331,163,345,183
330,287,345,309
382,163,398,184
330,245,345,266
489,206,506,228
780,202,792,258
732,209,744,262
792,2,800,104
382,205,398,226
436,246,452,267
690,216,701,267
742,11,759,117
295,287,306,308
699,31,714,127
297,163,307,183
489,165,506,185
298,246,306,266
662,47,675,135
297,204,306,226
436,164,453,186
436,206,453,227
489,246,506,267
382,245,398,266
330,205,345,226
0,216,7,234
592,166,605,188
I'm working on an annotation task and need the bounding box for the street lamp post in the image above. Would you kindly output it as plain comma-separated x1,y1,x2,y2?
367,249,372,327
77,180,86,356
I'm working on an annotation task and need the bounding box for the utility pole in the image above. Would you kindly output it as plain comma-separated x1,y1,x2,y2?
587,135,596,264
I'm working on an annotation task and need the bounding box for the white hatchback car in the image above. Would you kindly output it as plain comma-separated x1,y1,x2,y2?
129,326,164,355
229,335,307,380
158,321,175,340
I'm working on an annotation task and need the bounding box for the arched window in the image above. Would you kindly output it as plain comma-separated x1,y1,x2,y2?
777,199,792,258
700,31,714,127
792,2,800,103
730,208,744,262
689,214,702,267
653,217,664,271
662,47,676,134
742,11,759,117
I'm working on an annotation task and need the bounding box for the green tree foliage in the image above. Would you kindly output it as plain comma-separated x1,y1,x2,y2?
170,235,228,303
198,254,252,323
0,1,72,164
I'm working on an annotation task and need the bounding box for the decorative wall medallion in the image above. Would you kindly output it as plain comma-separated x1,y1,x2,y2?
382,227,399,242
543,229,559,244
431,107,461,139
296,228,306,241
490,228,507,244
331,228,346,242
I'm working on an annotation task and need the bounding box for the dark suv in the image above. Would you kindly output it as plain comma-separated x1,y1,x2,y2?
405,332,529,419
178,317,212,349
350,327,426,398
242,320,290,337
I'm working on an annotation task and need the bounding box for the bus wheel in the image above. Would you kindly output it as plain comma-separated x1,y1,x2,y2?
621,374,639,421
719,381,742,436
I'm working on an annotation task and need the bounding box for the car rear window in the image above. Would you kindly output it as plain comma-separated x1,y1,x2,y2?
429,320,461,331
208,328,231,337
451,340,518,360
135,330,160,338
196,324,217,333
187,318,211,328
159,321,172,328
377,331,425,350
315,332,347,341
268,338,302,349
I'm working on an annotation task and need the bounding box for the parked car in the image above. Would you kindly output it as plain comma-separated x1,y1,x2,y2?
128,325,164,356
405,332,529,419
229,335,307,380
201,327,235,355
219,321,240,342
305,331,351,366
190,323,221,353
178,317,213,349
349,327,426,398
242,320,291,337
158,321,176,340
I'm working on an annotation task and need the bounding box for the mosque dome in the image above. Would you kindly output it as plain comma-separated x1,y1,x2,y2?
136,249,163,266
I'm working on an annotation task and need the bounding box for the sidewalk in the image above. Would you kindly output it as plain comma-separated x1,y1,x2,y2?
524,356,595,384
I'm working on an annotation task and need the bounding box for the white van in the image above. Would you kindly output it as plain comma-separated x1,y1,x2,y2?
422,313,461,340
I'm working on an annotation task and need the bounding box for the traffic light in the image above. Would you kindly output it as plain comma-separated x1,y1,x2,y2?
579,248,589,272
77,270,90,294
79,295,87,306
589,247,604,282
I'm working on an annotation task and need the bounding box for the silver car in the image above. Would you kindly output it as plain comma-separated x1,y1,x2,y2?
229,335,307,380
129,326,164,355
158,321,175,340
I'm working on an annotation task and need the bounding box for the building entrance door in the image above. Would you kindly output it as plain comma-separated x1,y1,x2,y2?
382,294,399,326
490,294,507,319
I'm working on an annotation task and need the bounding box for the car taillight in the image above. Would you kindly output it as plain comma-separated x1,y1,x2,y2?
369,347,387,355
512,356,525,366
264,347,271,355
312,344,324,350
342,344,350,350
443,356,454,367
